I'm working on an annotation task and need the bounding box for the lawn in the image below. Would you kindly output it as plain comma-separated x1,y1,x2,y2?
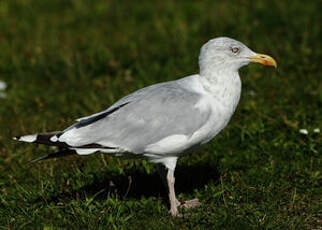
0,0,321,229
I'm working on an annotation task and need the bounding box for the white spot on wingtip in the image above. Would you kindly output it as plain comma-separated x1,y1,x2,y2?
19,134,37,142
50,136,58,142
73,148,97,155
313,128,320,133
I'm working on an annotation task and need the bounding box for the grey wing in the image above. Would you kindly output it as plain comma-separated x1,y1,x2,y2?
58,81,211,154
74,81,169,122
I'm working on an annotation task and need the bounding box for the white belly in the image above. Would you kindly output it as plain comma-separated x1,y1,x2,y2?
143,97,235,159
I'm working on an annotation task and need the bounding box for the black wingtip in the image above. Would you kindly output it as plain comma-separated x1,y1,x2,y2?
28,155,50,164
28,148,77,164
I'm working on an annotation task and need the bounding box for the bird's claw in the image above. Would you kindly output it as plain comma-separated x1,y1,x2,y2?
169,198,201,217
179,198,201,209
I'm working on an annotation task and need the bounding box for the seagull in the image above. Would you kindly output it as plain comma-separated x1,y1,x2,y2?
14,37,276,216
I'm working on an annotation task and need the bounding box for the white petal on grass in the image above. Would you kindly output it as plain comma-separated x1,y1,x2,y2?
0,92,6,99
299,129,308,135
0,81,7,91
247,90,256,96
313,128,320,133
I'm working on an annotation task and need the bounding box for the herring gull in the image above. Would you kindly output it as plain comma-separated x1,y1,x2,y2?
14,37,276,216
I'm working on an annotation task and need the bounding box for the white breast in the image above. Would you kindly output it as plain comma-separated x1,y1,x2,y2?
189,72,241,143
143,74,241,159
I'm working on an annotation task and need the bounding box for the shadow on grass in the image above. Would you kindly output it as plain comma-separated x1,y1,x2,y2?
41,162,220,205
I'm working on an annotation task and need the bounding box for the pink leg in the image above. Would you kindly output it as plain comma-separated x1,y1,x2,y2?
167,169,179,216
162,157,201,217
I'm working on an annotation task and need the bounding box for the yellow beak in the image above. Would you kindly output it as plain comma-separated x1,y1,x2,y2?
248,53,277,68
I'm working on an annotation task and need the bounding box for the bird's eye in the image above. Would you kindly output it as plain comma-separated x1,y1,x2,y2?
231,47,239,54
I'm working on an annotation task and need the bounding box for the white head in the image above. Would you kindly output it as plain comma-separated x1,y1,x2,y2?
199,37,276,76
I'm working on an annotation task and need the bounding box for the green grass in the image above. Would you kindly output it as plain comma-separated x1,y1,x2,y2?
0,0,321,229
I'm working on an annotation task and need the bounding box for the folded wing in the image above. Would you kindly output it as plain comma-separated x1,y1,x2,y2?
55,80,212,155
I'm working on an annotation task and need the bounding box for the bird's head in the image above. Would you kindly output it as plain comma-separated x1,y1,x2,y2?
199,37,277,74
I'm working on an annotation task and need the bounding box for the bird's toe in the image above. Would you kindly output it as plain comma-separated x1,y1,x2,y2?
179,198,201,209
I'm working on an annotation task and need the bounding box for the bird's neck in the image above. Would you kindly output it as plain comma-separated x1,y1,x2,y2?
199,66,242,110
